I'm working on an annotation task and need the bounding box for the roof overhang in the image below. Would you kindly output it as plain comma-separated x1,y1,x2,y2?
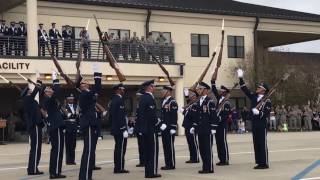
0,0,25,13
258,31,320,48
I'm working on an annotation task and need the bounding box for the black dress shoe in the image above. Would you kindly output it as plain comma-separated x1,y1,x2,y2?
198,170,214,174
114,169,130,174
216,162,229,166
49,174,66,179
185,160,199,163
28,171,44,175
136,163,145,167
145,174,162,178
161,166,175,170
66,162,77,165
93,166,102,170
254,164,269,169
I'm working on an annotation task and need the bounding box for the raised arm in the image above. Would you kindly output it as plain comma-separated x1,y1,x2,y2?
211,80,221,100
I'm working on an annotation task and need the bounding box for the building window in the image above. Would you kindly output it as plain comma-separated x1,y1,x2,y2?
228,36,244,58
151,31,172,44
108,29,130,40
191,34,209,57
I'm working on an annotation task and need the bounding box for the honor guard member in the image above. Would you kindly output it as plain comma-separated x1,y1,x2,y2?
22,79,44,175
0,20,8,55
78,63,102,180
237,69,271,169
159,85,178,170
17,21,27,56
91,102,106,171
49,23,63,57
109,83,130,174
211,81,231,166
182,89,199,163
191,82,218,174
138,80,161,178
62,25,73,58
41,71,66,179
7,21,18,55
134,89,145,167
62,93,79,165
37,23,48,56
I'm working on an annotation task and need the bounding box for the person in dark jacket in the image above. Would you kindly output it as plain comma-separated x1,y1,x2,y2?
78,63,102,180
62,25,73,58
182,90,199,164
41,71,66,179
137,80,161,178
237,69,272,169
17,21,27,56
22,80,44,175
190,82,218,174
159,85,178,170
37,23,48,56
61,93,79,165
211,81,231,166
7,21,18,55
49,23,63,57
109,83,130,174
134,89,145,167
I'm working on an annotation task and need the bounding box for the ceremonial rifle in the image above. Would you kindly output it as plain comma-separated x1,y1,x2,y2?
255,72,290,110
0,75,22,92
216,83,238,115
93,14,126,82
211,19,225,82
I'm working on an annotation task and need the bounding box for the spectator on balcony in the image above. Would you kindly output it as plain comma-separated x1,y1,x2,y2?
0,20,8,55
17,21,27,56
122,33,130,60
8,21,19,56
139,36,147,61
156,32,166,45
146,32,154,44
62,25,73,58
49,22,63,57
80,29,91,59
37,23,48,56
131,32,139,60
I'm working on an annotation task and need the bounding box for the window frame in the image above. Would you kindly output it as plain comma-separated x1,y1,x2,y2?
191,33,209,57
108,29,130,40
227,35,245,58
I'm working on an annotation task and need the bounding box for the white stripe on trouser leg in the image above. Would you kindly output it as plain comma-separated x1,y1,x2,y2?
210,134,213,171
56,128,60,174
86,127,91,180
153,134,156,174
265,129,268,165
224,129,228,162
193,134,199,162
170,134,174,167
120,136,124,170
34,126,38,173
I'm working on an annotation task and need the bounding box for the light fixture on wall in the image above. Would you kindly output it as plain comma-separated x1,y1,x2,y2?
44,74,52,80
158,76,165,82
106,75,113,81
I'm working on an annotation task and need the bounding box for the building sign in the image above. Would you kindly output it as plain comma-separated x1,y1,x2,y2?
0,62,30,70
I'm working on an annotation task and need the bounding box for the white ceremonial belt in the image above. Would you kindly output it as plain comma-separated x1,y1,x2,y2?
65,119,76,122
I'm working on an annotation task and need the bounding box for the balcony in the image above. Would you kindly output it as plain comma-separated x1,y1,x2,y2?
0,37,175,63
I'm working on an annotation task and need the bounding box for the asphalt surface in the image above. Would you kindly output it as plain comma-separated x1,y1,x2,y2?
0,131,319,180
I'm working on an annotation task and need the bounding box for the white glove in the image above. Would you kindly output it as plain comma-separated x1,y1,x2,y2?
211,129,216,135
138,133,142,136
35,70,40,79
67,113,71,118
102,111,107,117
170,129,176,135
92,62,99,73
179,107,184,114
123,130,129,138
98,136,103,140
252,108,260,115
128,127,134,135
184,88,189,96
237,69,244,78
52,71,57,80
190,127,195,134
160,124,167,131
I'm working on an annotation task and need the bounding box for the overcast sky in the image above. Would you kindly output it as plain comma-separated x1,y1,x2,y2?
236,0,320,53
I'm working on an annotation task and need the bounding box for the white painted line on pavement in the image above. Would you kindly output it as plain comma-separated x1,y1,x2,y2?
300,177,320,180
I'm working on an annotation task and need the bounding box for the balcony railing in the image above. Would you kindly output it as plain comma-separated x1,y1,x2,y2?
0,37,175,63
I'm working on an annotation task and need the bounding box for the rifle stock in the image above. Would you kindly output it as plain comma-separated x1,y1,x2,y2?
93,15,126,82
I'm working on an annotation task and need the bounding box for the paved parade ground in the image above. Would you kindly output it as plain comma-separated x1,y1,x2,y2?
0,132,319,180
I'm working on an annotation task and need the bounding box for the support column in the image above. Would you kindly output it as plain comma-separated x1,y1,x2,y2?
175,78,184,135
27,0,38,56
